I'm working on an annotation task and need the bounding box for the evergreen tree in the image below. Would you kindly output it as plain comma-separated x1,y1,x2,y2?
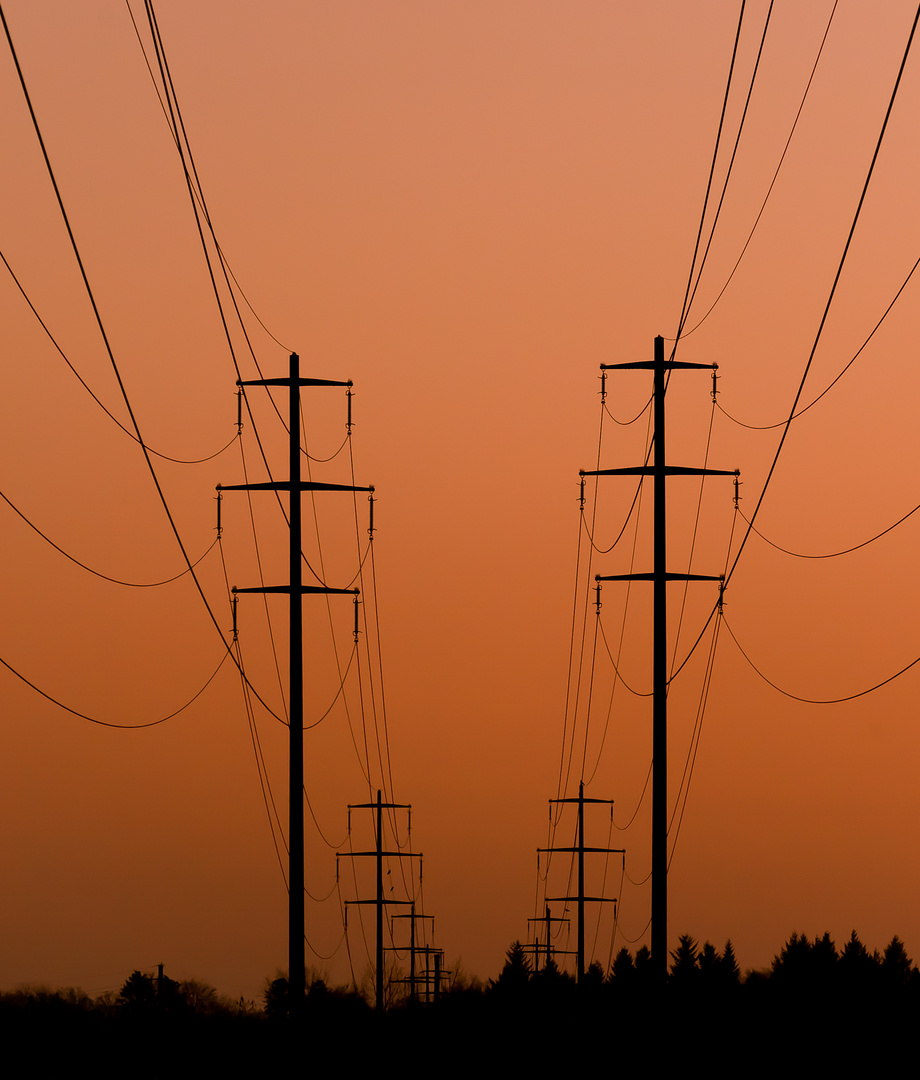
610,947,635,985
492,941,532,994
670,933,699,985
696,941,721,984
720,939,741,987
881,936,913,990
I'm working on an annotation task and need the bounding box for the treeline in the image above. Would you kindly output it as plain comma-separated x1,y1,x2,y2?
2,932,917,1072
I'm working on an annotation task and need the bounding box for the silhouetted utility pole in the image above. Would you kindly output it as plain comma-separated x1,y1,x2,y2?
526,905,570,972
392,905,435,1001
340,790,420,1010
539,781,622,981
218,352,372,1021
581,334,737,981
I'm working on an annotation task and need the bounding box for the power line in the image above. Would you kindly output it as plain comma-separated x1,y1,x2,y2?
717,248,920,431
0,650,229,729
723,2,920,590
0,246,240,466
679,1,775,335
722,614,920,704
679,1,839,338
0,487,219,587
737,502,920,559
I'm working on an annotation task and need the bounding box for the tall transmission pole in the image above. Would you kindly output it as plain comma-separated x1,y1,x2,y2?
581,335,736,980
218,352,372,1021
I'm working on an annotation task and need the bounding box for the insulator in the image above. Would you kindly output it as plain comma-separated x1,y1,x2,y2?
353,594,360,642
579,476,585,507
231,594,238,642
216,490,222,536
236,388,243,432
346,388,353,432
600,369,607,404
595,582,602,613
711,365,719,401
733,474,741,507
368,493,375,536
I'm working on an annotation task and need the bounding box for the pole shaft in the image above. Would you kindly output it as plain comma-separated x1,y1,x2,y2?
376,789,384,1011
652,334,667,980
577,781,585,981
289,352,306,1014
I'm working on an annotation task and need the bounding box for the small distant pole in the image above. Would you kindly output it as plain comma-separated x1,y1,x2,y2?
340,791,418,1011
540,781,620,981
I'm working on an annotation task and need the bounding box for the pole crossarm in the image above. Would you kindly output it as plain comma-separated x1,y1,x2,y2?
349,801,411,811
546,896,618,905
232,585,358,595
217,481,374,493
599,360,717,372
580,466,738,479
539,847,626,855
549,796,614,807
596,573,722,583
339,851,421,860
238,376,353,388
344,899,415,907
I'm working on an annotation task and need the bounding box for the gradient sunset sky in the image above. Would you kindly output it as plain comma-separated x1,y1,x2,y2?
2,1,920,1001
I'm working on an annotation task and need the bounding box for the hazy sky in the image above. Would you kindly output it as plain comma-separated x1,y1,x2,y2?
2,1,920,1000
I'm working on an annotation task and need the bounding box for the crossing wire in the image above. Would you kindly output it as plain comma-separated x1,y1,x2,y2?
0,247,240,466
0,649,229,729
721,614,920,705
723,2,920,591
0,487,219,587
0,0,288,729
680,2,839,339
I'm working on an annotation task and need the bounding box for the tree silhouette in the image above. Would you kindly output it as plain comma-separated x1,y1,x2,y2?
881,936,913,990
720,939,741,987
492,940,532,995
610,947,635,986
669,933,699,985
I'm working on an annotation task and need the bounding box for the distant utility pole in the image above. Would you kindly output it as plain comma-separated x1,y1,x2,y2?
526,905,570,972
218,352,372,1021
391,905,435,1001
539,781,622,981
581,334,737,981
339,789,420,1010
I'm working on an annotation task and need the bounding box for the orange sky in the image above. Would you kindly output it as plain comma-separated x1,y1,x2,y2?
2,1,920,1000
